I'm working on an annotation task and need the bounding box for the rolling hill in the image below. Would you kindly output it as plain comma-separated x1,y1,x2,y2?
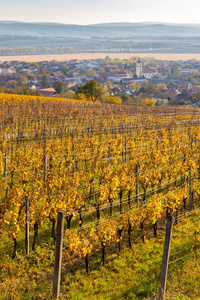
0,21,200,39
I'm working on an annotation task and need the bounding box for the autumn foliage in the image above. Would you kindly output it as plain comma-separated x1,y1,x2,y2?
0,93,200,281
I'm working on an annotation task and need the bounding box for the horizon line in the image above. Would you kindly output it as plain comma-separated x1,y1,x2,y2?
1,20,200,26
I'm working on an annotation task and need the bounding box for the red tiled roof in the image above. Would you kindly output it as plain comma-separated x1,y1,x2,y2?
178,82,189,88
39,88,56,92
105,72,128,77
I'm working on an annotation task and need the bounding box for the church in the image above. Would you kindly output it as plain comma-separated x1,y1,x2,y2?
136,58,143,78
136,58,160,79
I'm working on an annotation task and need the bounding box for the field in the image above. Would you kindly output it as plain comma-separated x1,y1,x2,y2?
1,52,200,62
1,94,200,299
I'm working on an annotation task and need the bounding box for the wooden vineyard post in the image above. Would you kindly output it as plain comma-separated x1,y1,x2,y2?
17,126,20,146
4,149,8,185
108,145,111,164
183,153,186,184
53,211,64,299
195,230,197,260
158,215,173,300
93,157,97,204
189,168,192,211
136,163,139,207
25,195,30,255
44,154,47,182
72,143,75,174
43,128,46,154
125,137,127,162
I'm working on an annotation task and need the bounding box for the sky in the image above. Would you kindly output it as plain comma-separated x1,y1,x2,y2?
1,0,200,25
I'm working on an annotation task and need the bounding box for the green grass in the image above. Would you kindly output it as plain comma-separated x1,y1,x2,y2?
1,214,200,299
61,238,162,300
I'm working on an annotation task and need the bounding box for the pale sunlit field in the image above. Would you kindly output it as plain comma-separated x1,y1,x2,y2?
1,52,200,62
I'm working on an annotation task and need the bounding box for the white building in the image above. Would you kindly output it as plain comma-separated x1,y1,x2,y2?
136,58,142,78
136,58,160,79
106,72,131,82
142,66,158,79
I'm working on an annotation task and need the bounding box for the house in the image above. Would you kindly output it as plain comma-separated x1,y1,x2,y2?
68,59,80,64
7,66,16,74
75,63,100,71
29,83,40,90
58,75,66,80
2,68,10,75
155,98,169,106
142,66,158,79
29,77,38,84
84,75,95,81
38,87,56,97
178,82,192,93
28,66,38,73
167,89,180,101
21,68,30,73
133,78,147,84
191,86,200,94
156,68,170,78
110,87,122,95
51,72,60,80
167,82,178,90
30,85,37,90
180,70,190,76
190,102,199,107
64,79,77,88
10,61,20,66
69,85,79,93
105,72,131,82
136,58,170,79
123,89,134,95
93,58,105,63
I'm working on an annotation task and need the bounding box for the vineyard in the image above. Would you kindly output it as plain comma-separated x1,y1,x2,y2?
1,93,200,299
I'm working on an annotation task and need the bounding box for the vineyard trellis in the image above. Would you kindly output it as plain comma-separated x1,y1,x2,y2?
1,93,200,299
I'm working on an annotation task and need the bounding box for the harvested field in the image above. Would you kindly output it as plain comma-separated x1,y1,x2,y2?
1,52,200,62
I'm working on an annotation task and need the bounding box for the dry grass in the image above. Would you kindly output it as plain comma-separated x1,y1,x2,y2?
1,52,200,62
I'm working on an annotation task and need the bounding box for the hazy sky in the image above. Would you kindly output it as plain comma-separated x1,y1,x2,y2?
1,0,200,25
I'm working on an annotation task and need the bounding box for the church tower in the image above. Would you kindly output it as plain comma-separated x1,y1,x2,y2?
136,58,142,78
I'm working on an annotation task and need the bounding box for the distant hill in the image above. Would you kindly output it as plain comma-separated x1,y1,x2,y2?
1,21,200,39
1,21,200,54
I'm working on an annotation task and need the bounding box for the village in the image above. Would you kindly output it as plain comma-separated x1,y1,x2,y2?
1,56,200,106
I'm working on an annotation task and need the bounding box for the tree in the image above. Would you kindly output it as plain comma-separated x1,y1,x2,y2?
105,55,111,63
30,62,39,69
41,75,49,88
58,64,69,74
157,83,167,91
104,96,122,104
106,81,112,89
52,81,65,94
7,80,18,89
121,93,133,104
16,64,23,72
18,77,29,86
81,80,105,102
88,70,96,78
79,69,87,75
192,92,200,102
129,82,140,93
59,91,75,99
75,93,87,101
142,98,156,107
171,67,182,79
145,83,157,96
